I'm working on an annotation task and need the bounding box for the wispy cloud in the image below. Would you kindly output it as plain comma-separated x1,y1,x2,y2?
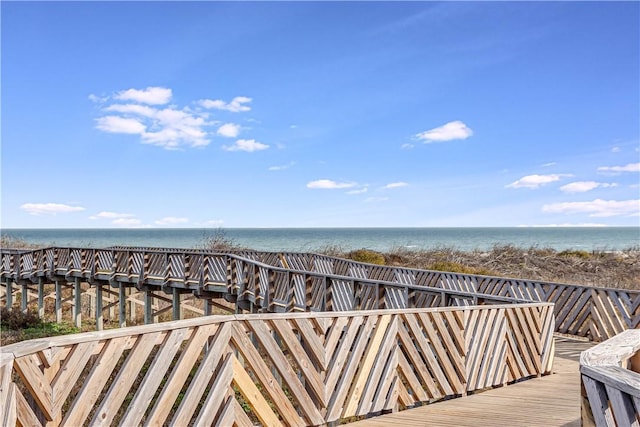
306,179,357,189
541,162,556,167
217,123,241,138
93,86,214,149
611,146,621,153
154,217,189,226
114,87,172,105
268,161,296,171
542,199,640,217
222,139,269,152
506,174,571,189
597,162,640,174
96,116,146,134
401,143,415,150
198,96,252,113
93,87,260,150
559,181,617,193
21,203,85,215
415,121,473,143
382,182,408,189
89,211,135,220
346,187,368,195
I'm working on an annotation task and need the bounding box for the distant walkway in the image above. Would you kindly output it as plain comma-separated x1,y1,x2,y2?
349,336,593,427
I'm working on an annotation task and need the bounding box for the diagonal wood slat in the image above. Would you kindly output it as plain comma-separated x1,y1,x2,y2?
2,304,555,427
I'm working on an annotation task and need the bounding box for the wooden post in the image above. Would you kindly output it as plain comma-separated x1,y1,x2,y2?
21,283,28,313
119,283,126,328
74,278,81,328
203,299,212,316
55,280,62,322
37,278,45,318
96,283,103,331
172,288,180,321
128,286,135,321
144,290,153,324
6,279,13,309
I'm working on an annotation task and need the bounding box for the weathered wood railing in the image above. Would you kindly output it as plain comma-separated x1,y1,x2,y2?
580,329,640,426
2,246,638,340
0,303,555,426
111,246,640,341
0,247,526,330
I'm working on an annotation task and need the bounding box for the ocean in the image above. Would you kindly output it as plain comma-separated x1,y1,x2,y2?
1,227,638,252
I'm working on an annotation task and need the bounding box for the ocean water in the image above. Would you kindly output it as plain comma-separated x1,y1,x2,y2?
1,227,639,252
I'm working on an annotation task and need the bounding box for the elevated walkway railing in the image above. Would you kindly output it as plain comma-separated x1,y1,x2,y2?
580,329,640,426
2,246,639,340
0,303,555,427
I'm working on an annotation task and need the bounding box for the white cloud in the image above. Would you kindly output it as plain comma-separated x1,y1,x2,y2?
268,161,296,171
199,96,252,112
383,182,408,189
559,181,618,193
506,174,571,189
597,162,640,173
89,211,135,220
217,123,241,138
401,143,415,150
114,87,172,105
96,116,146,134
105,104,156,117
203,219,224,227
415,121,473,143
154,217,189,226
222,139,269,152
94,87,254,149
112,218,143,227
542,199,640,217
21,203,85,215
541,162,556,167
306,179,357,189
346,187,368,195
88,94,108,103
611,146,621,153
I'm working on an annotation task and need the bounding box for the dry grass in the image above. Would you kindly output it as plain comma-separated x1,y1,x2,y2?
327,244,640,290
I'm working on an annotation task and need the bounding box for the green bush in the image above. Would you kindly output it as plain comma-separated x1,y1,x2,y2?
347,249,386,265
558,250,591,259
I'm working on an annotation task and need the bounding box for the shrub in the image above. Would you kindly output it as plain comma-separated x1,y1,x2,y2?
347,249,386,265
558,250,591,259
0,307,41,329
200,228,244,252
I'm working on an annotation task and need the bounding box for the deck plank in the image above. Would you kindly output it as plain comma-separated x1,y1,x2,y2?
349,337,591,427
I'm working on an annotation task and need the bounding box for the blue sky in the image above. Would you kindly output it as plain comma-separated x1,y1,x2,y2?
2,1,639,228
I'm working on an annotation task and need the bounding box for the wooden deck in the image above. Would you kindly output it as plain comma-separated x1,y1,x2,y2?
349,336,594,427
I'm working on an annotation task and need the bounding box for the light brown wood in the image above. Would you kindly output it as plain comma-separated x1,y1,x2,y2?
0,301,566,427
349,338,590,427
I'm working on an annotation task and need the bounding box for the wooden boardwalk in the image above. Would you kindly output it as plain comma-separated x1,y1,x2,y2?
350,336,594,427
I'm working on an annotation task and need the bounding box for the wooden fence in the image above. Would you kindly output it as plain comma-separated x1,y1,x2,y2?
2,246,638,340
0,303,554,426
580,329,640,426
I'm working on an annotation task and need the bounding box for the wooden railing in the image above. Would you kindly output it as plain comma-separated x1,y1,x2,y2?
0,303,554,426
2,246,638,340
580,329,640,426
111,246,640,341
